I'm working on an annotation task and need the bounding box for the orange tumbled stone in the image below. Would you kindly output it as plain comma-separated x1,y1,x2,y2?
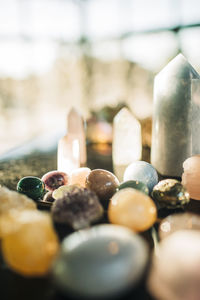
108,188,157,232
1,210,59,276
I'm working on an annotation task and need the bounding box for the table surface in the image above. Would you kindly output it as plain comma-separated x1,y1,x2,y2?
0,141,199,300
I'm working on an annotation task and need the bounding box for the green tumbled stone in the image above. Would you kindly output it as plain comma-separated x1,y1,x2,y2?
17,176,45,201
119,180,149,195
152,179,190,209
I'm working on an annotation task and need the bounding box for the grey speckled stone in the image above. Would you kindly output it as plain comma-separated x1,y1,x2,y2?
52,224,149,298
151,54,200,177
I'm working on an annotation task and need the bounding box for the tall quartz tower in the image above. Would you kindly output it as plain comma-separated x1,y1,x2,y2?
151,54,200,177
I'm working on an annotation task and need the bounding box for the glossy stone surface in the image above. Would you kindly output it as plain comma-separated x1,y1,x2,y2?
151,54,200,177
123,161,158,192
119,180,149,195
51,187,103,229
152,179,190,208
148,230,200,300
41,170,69,191
0,186,36,216
52,184,81,200
43,191,55,203
69,167,91,187
85,169,119,206
17,176,45,200
1,210,59,276
108,188,157,232
159,212,200,240
52,224,149,298
182,155,200,200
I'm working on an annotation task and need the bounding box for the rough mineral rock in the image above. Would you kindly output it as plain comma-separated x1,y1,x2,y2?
51,187,103,229
182,155,200,200
0,186,36,216
52,224,149,298
148,230,200,300
159,212,200,240
1,210,59,276
108,188,157,232
152,179,190,208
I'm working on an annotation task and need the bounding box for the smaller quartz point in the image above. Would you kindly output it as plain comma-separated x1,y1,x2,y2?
182,155,200,200
57,108,87,174
112,108,142,181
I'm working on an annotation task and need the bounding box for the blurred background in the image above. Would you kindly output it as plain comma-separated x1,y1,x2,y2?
0,0,200,155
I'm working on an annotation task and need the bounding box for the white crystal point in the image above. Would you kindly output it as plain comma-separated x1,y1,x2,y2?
156,53,200,80
67,107,87,166
112,107,142,181
151,53,200,177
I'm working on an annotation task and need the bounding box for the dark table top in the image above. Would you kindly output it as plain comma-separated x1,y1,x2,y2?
1,140,198,300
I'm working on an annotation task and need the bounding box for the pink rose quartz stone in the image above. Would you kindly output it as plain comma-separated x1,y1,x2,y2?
69,168,91,187
182,155,200,200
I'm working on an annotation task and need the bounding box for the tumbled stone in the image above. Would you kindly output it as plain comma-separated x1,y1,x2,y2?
182,155,200,200
85,169,119,206
119,180,149,195
41,170,69,191
152,179,190,208
1,210,59,276
69,167,91,187
17,176,45,200
108,188,157,232
51,187,103,230
52,185,81,200
123,161,158,192
52,224,149,298
43,191,55,203
148,231,200,300
159,212,200,240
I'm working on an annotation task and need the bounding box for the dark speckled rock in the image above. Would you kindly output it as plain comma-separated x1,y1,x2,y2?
51,187,103,230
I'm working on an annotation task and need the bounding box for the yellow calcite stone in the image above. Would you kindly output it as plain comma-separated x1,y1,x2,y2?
0,186,36,215
108,188,157,232
69,167,91,187
1,210,59,276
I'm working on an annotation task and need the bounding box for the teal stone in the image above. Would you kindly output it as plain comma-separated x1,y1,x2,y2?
119,180,149,195
152,179,190,209
17,176,45,201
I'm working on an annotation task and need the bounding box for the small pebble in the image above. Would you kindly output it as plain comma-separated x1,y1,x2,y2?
182,155,200,200
17,176,45,201
52,185,81,200
108,188,157,232
119,180,149,195
148,231,200,300
159,212,200,240
152,179,190,209
41,171,69,191
43,191,55,203
123,161,158,192
69,167,91,187
51,187,103,230
52,224,149,298
85,169,119,207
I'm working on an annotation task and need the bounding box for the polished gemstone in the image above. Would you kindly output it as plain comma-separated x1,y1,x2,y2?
69,167,91,187
159,212,200,240
52,224,149,298
1,210,59,276
123,161,158,192
51,187,103,229
182,155,200,200
119,180,149,195
85,169,119,207
41,170,69,191
17,176,45,200
148,230,200,300
0,186,36,216
52,184,81,200
152,179,190,208
108,188,157,232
